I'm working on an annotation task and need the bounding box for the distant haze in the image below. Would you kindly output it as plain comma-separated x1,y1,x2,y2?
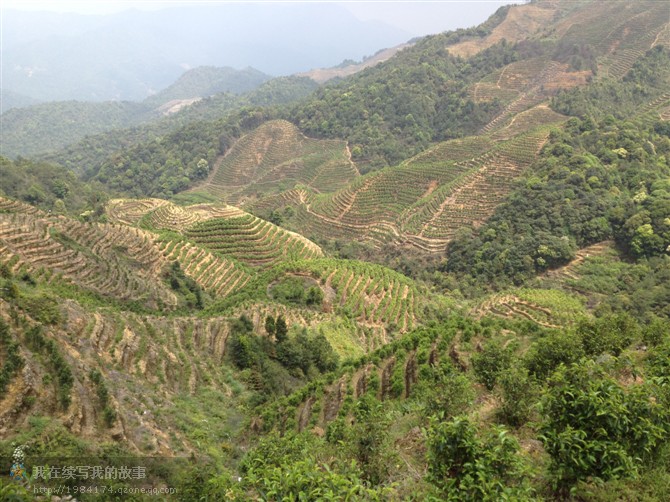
1,1,516,102
2,1,516,36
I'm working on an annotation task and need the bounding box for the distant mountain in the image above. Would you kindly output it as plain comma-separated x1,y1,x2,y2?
0,101,153,159
297,43,415,84
1,4,410,102
0,67,283,159
144,66,271,108
0,88,41,113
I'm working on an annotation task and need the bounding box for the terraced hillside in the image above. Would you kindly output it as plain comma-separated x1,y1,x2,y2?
0,196,251,306
106,198,170,226
244,44,666,258
272,118,564,253
185,215,322,268
209,256,438,350
0,297,242,455
107,198,323,268
190,119,359,205
108,198,245,230
0,205,177,309
101,197,431,343
446,0,669,67
274,258,440,335
472,289,587,329
157,239,252,298
255,317,529,437
90,2,667,263
258,323,457,434
543,241,615,283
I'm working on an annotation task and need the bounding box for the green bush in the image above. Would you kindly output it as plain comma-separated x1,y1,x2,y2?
642,317,670,347
525,331,584,379
24,325,72,409
427,416,534,501
0,319,24,395
230,430,390,500
497,366,537,428
578,313,639,356
421,364,474,419
21,294,62,325
472,341,512,390
540,360,670,491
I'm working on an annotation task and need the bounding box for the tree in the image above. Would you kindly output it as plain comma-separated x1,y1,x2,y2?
578,313,639,356
52,179,70,199
265,315,276,337
195,158,209,178
306,286,324,306
525,331,584,379
497,366,536,427
228,333,257,369
275,315,288,343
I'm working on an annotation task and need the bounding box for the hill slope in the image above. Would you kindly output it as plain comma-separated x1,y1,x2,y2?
2,1,670,500
143,66,271,108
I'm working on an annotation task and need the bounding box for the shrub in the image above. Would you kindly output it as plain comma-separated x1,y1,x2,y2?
642,317,670,347
422,364,474,419
540,361,670,492
228,333,259,370
427,416,534,501
497,366,537,428
472,341,512,390
306,286,324,306
264,315,276,337
578,313,639,356
525,331,584,379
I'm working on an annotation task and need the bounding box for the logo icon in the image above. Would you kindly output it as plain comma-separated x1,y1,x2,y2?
9,445,28,482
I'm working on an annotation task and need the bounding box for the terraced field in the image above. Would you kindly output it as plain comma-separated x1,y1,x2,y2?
595,7,670,79
107,198,315,272
401,127,555,246
0,297,239,452
1,197,255,305
478,60,573,135
229,6,663,258
157,238,252,297
106,198,168,226
472,288,588,328
0,211,178,308
635,92,670,126
259,323,455,432
0,196,42,215
191,119,359,205
108,198,247,231
544,241,615,283
282,119,564,253
142,201,246,232
274,259,434,335
185,214,323,268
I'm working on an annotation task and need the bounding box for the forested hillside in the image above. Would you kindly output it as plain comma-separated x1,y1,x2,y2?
2,1,670,500
0,66,283,159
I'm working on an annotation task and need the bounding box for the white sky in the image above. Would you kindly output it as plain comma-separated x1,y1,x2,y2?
1,0,517,37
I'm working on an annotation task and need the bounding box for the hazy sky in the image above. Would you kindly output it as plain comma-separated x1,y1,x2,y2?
2,0,518,37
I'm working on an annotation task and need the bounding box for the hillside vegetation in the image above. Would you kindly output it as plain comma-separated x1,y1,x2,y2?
2,1,670,500
142,66,271,108
2,73,315,166
0,101,153,158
